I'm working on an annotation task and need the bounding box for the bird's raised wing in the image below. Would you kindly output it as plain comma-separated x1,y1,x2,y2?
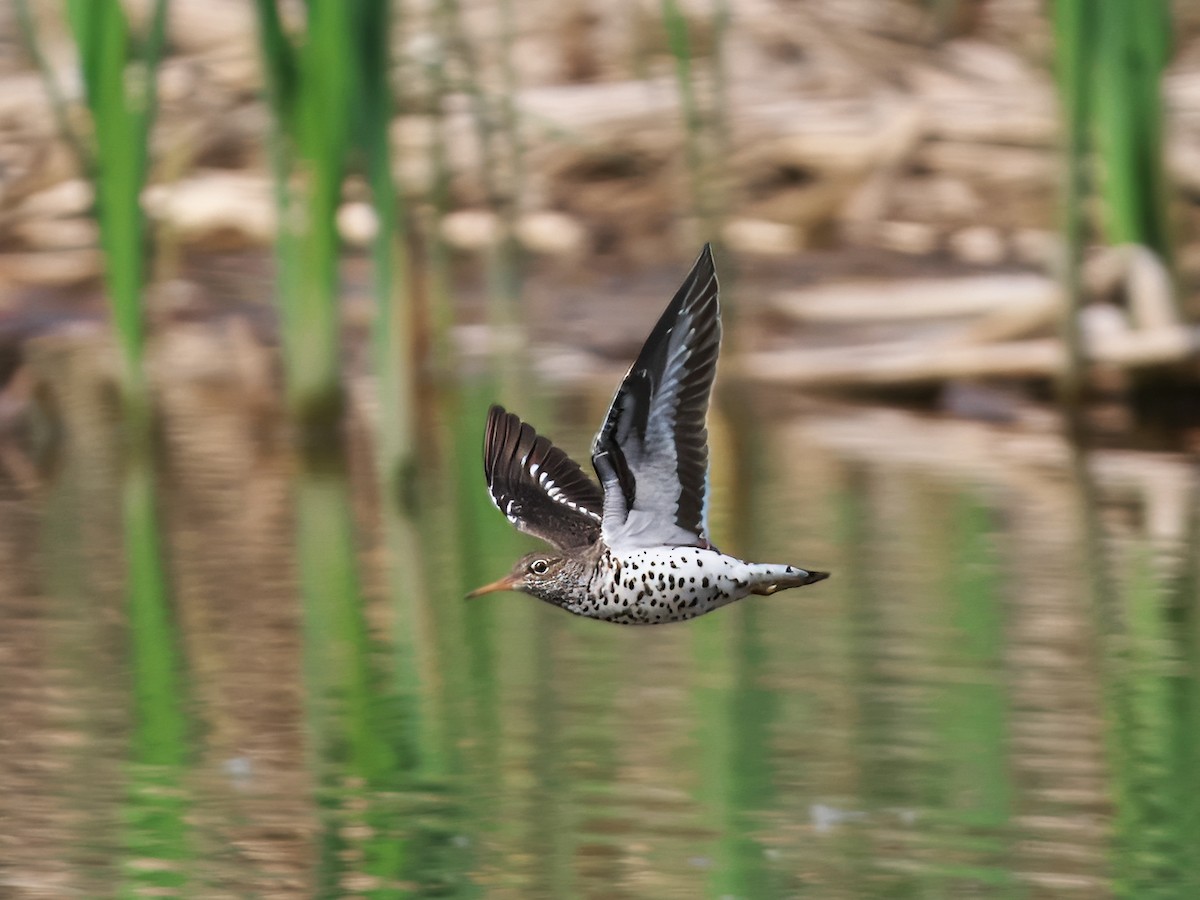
483,405,605,551
591,244,721,551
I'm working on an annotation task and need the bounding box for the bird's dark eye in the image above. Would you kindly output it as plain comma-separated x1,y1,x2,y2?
530,559,550,575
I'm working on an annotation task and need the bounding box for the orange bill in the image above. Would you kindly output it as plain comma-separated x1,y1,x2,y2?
466,573,521,598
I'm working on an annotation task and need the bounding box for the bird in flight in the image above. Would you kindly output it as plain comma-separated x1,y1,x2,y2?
468,244,828,624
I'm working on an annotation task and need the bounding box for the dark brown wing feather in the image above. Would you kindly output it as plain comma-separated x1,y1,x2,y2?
483,405,604,551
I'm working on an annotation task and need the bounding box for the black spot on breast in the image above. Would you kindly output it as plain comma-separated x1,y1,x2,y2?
702,577,710,588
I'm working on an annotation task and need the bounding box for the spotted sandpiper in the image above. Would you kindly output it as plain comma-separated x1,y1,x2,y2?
468,244,829,624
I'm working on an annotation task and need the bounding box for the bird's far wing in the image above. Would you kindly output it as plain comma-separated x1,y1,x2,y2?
591,244,721,551
483,405,605,551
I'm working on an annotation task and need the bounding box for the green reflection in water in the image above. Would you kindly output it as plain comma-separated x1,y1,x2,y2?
693,404,783,899
40,432,122,892
449,380,529,872
559,611,624,894
925,494,1019,895
1072,443,1200,898
1167,493,1200,895
29,376,1200,897
381,468,473,899
295,452,453,897
525,608,574,897
835,461,878,896
693,604,780,899
1106,492,1199,896
840,470,1020,897
120,453,193,896
1117,547,1178,895
845,464,923,895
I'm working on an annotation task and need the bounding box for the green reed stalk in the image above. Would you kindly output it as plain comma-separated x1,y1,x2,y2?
52,0,169,416
1092,1,1172,265
255,0,356,431
438,0,523,385
707,0,731,232
1053,0,1176,337
353,2,437,782
661,0,711,233
423,40,457,365
352,11,455,816
356,0,418,486
14,0,93,178
1050,0,1093,413
494,0,525,311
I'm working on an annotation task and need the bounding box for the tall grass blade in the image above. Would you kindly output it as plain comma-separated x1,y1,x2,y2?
1051,0,1094,406
494,0,525,335
707,0,731,233
354,0,417,484
1053,0,1177,343
14,0,94,177
660,0,710,233
437,0,523,385
59,0,169,414
1092,1,1172,263
421,33,457,366
254,0,355,430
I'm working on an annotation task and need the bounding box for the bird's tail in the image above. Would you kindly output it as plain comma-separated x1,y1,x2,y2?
748,564,829,596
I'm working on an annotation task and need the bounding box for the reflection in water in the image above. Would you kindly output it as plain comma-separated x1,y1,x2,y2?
3,380,1200,897
294,455,402,894
121,452,192,896
1068,435,1200,897
693,604,779,898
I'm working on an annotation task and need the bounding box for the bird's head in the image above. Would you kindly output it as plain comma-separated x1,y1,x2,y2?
466,551,583,604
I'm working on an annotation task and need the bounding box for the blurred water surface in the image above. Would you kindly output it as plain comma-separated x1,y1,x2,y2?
2,367,1199,899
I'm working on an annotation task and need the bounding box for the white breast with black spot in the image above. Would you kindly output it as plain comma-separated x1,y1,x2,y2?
587,546,754,624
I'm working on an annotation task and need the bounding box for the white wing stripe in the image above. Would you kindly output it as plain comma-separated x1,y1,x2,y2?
592,244,720,550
